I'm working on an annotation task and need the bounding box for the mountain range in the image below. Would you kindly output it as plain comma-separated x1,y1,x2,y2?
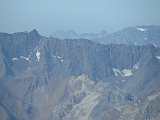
50,25,160,47
0,26,160,120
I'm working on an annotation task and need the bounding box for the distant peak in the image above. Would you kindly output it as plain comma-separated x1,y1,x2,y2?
29,29,39,36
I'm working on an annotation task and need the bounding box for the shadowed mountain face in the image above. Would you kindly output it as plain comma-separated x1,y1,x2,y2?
0,29,160,120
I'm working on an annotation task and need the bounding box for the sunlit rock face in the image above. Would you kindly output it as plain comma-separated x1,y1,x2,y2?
0,30,160,120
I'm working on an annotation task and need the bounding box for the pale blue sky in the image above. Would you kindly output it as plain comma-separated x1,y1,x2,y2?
0,0,160,35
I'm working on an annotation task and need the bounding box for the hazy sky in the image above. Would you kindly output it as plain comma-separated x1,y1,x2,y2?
0,0,160,35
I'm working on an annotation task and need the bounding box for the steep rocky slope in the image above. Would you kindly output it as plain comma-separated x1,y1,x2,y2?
0,30,160,120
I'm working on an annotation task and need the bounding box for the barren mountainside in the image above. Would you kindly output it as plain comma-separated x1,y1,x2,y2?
0,28,160,120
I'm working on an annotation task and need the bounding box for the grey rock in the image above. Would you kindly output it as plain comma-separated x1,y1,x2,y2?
0,29,160,120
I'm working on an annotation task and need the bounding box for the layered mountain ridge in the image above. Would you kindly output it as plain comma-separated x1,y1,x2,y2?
50,25,160,47
0,28,160,120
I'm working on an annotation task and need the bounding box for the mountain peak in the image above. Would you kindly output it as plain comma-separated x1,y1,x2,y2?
29,29,39,36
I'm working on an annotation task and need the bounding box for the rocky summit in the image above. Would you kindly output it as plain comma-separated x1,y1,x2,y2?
0,28,160,120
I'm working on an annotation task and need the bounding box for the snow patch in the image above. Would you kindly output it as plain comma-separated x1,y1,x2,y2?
12,55,31,62
36,50,41,61
152,42,157,48
52,55,61,59
156,56,160,60
113,68,132,77
20,56,30,61
53,55,56,58
122,80,127,82
52,55,64,62
137,27,146,32
133,63,139,69
27,67,31,70
121,69,132,76
12,58,18,61
57,56,61,59
113,68,121,76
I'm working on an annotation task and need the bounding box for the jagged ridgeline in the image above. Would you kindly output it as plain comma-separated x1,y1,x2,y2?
0,28,160,120
50,25,160,47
